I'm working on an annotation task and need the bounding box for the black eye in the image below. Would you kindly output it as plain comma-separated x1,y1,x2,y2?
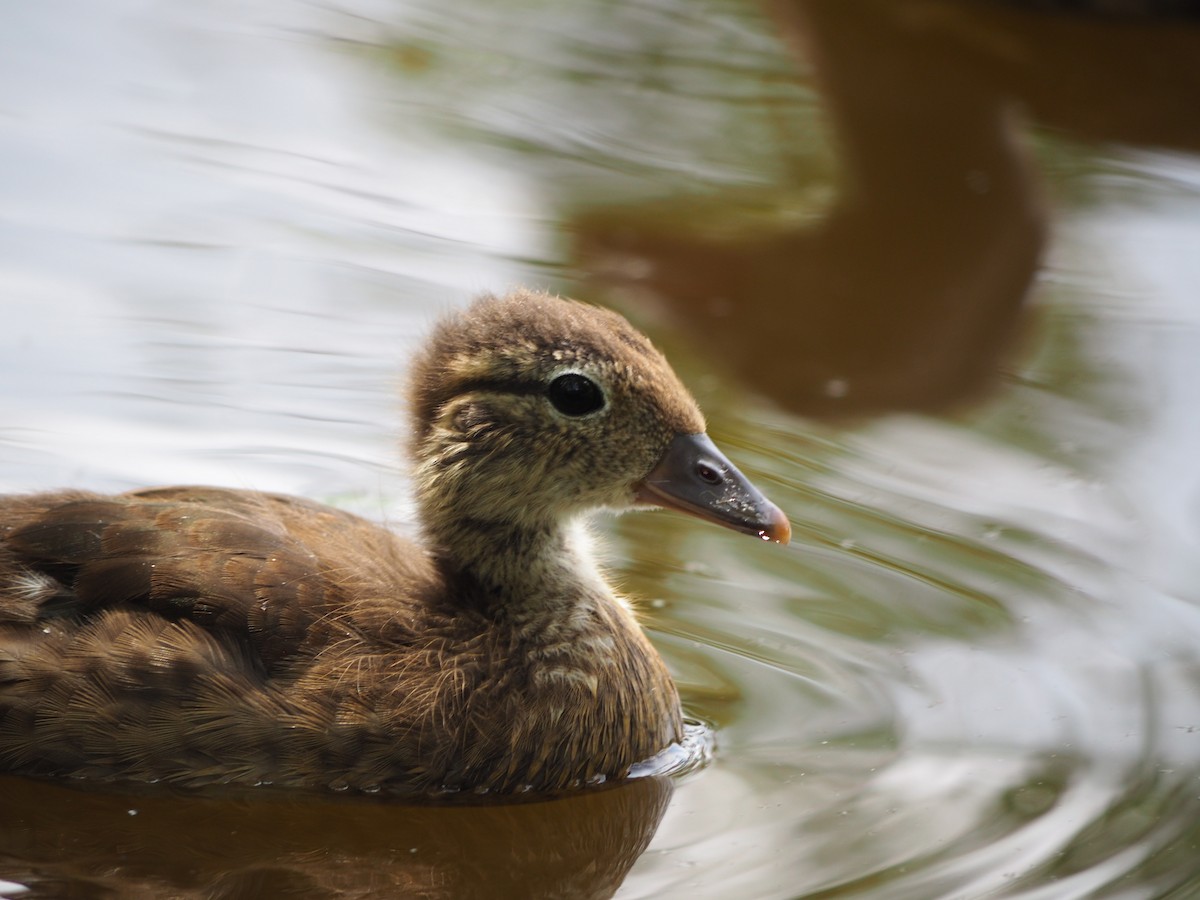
547,373,605,417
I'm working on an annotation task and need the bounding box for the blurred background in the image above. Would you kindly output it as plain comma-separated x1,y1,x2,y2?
3,0,1200,897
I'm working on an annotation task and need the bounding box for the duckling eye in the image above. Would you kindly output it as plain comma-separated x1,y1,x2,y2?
547,373,605,417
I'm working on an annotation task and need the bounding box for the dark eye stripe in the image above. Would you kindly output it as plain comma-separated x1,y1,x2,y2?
452,374,606,417
453,377,545,398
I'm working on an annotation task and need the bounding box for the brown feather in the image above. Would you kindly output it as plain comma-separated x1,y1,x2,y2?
0,290,727,795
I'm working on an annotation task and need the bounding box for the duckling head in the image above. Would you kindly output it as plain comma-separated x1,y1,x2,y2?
408,289,789,551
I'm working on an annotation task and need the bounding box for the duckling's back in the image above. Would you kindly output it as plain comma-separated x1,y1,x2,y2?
0,487,437,787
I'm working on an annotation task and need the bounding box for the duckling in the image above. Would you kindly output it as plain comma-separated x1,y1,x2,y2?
0,289,788,795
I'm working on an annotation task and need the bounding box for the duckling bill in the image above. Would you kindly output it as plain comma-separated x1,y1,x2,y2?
0,289,788,795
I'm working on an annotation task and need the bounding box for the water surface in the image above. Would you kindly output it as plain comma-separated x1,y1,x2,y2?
3,1,1200,897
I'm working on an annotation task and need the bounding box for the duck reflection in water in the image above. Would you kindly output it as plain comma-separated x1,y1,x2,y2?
579,0,1200,416
0,772,674,899
0,290,788,796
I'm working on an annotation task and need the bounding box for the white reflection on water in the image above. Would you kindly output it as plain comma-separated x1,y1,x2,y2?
0,0,542,502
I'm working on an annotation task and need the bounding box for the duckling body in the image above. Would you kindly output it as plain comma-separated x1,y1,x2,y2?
0,290,787,795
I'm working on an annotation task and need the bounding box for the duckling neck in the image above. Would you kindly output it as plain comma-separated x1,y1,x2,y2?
424,514,609,618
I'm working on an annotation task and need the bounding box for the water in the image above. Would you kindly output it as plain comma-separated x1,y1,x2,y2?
3,1,1200,897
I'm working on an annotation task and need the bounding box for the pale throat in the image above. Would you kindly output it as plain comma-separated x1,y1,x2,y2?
422,503,613,619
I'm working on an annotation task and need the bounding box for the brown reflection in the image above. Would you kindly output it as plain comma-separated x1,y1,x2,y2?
576,0,1200,416
0,774,672,899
